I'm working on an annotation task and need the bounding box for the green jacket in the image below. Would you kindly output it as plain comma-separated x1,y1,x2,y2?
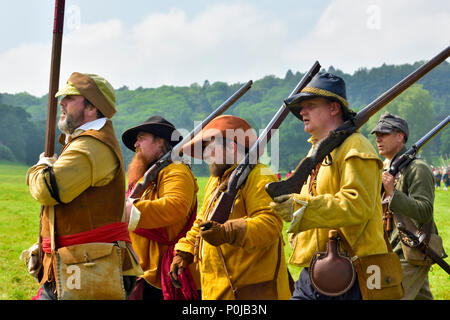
386,146,436,259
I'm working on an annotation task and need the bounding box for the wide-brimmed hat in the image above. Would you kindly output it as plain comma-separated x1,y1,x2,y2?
285,72,354,121
122,116,182,151
370,111,409,142
182,115,257,159
55,72,117,118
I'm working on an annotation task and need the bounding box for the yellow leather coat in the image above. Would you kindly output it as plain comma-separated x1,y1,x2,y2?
129,162,200,288
175,163,292,300
289,133,388,266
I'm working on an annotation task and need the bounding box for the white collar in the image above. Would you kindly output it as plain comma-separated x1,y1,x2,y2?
65,118,107,144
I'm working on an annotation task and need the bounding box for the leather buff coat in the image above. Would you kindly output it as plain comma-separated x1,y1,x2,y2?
129,162,200,289
175,163,292,300
288,132,388,266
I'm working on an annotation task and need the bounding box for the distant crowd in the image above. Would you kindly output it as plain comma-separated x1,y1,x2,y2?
432,165,450,191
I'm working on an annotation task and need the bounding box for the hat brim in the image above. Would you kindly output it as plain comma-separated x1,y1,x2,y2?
182,127,258,159
181,128,220,160
55,82,82,98
122,123,182,152
285,92,353,121
370,124,394,135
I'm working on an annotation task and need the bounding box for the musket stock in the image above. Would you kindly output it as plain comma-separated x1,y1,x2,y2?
266,46,450,199
129,80,253,199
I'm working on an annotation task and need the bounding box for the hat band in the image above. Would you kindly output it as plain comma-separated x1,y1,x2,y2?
302,87,349,109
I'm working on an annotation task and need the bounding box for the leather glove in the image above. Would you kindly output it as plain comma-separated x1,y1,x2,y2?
270,194,308,233
199,218,247,247
169,250,194,288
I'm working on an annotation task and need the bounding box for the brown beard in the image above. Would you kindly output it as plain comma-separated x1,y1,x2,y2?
209,163,232,177
127,150,150,187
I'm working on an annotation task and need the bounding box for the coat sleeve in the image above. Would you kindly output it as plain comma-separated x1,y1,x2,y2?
388,160,434,224
239,165,283,250
133,165,195,229
26,136,118,205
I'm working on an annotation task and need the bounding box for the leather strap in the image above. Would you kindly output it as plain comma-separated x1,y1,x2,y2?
308,163,322,195
216,246,237,296
337,228,393,260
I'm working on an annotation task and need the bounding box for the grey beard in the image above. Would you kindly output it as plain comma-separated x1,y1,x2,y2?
58,115,82,134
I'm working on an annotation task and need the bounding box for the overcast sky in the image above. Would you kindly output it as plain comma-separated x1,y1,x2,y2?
0,0,448,96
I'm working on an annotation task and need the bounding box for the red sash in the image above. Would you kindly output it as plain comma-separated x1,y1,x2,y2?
42,222,131,253
133,201,199,300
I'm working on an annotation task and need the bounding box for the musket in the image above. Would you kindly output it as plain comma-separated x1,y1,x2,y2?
36,0,65,280
44,0,65,157
388,116,450,175
129,80,253,199
266,46,450,199
387,116,450,275
202,61,321,227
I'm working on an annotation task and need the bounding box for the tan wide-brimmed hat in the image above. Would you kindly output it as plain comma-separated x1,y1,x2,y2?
182,115,257,159
55,72,117,118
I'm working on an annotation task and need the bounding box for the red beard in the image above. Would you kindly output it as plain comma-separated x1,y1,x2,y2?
127,149,149,188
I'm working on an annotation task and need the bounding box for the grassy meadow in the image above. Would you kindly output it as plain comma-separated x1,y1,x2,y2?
0,161,449,300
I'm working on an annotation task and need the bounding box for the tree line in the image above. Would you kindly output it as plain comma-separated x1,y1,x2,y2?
1,60,449,176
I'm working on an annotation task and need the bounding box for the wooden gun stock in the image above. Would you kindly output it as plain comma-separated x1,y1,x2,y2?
266,46,450,199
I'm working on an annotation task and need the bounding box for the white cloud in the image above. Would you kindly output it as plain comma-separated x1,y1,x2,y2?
284,0,450,72
1,3,288,96
0,1,448,96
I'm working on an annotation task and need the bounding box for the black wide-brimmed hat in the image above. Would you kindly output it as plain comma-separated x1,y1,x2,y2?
370,111,409,142
122,116,182,151
285,72,354,121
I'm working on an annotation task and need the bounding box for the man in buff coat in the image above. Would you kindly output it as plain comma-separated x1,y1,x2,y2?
123,116,200,300
27,73,141,300
171,115,292,300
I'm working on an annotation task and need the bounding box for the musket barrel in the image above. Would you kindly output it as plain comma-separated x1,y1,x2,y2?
355,46,450,128
245,61,321,164
205,61,321,225
130,80,253,198
45,0,66,157
172,80,253,157
266,46,450,199
414,115,450,151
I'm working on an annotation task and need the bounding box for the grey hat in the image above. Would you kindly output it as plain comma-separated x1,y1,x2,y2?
371,111,409,142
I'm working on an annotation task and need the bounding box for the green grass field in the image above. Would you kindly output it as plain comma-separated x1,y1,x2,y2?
1,161,449,300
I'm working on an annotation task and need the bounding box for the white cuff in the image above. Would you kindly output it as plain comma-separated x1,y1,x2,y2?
128,202,141,231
